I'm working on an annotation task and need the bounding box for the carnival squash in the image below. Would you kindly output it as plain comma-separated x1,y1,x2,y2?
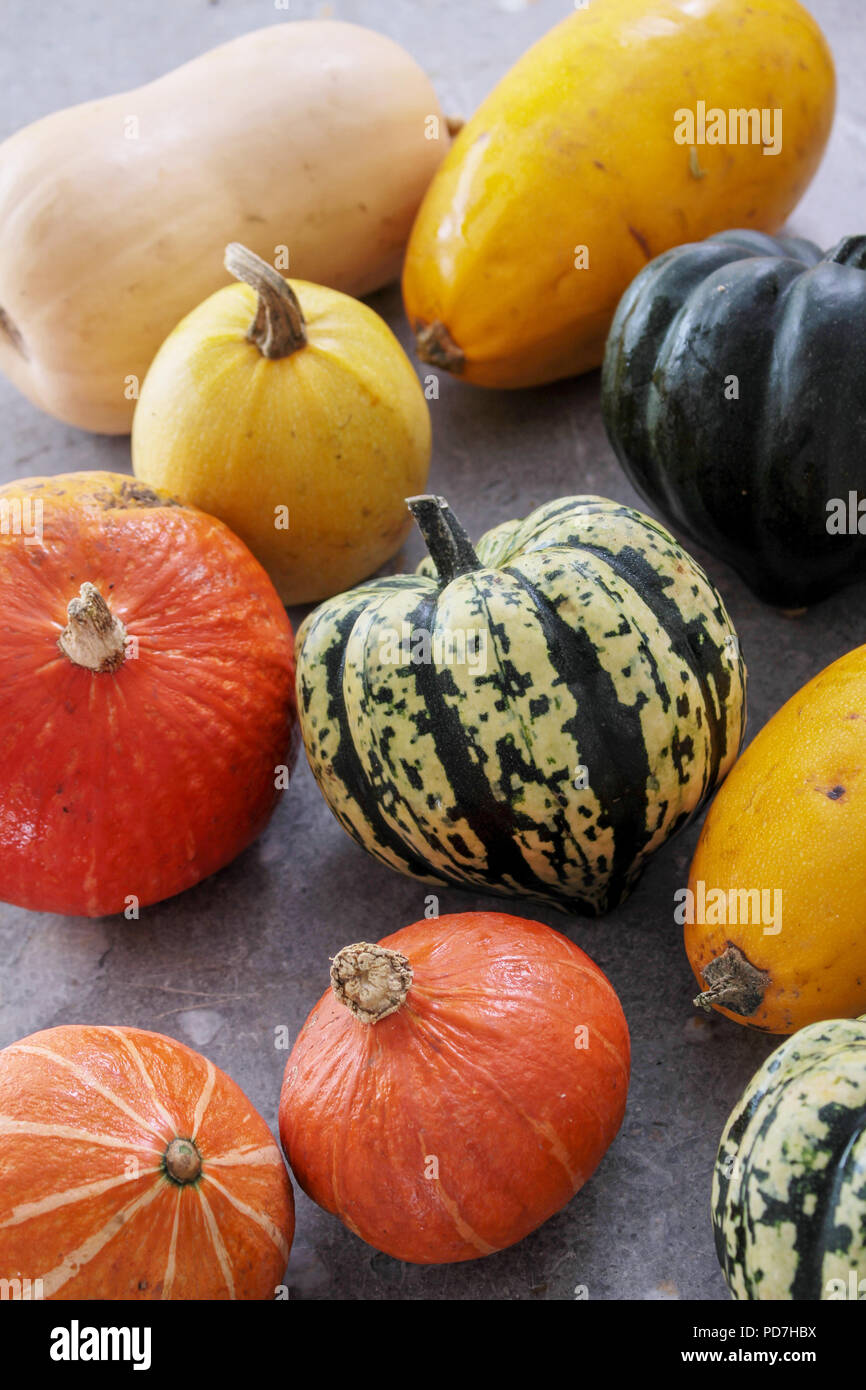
132,245,431,606
0,1025,294,1299
279,912,630,1263
713,1015,866,1300
685,644,866,1033
296,493,746,914
603,232,866,607
0,22,448,433
402,0,834,389
0,471,297,917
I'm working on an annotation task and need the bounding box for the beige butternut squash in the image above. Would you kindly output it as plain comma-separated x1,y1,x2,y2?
0,22,448,433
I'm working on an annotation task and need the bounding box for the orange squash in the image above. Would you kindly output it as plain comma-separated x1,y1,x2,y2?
685,645,866,1033
279,912,630,1263
0,1025,294,1299
0,471,297,917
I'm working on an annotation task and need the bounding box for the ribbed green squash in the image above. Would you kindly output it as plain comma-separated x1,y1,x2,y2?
602,230,866,607
713,1015,866,1300
296,494,745,914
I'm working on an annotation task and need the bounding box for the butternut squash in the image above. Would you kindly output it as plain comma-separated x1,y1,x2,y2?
0,22,448,433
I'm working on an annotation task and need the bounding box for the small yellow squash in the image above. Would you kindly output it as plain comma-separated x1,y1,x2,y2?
0,22,448,433
403,0,835,389
132,245,432,606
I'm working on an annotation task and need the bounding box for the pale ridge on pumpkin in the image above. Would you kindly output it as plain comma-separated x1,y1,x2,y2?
0,1169,160,1229
39,1183,165,1298
197,1187,237,1300
6,1043,167,1140
0,1118,162,1154
108,1026,180,1134
203,1174,291,1263
206,1147,285,1168
192,1058,217,1139
162,1189,183,1302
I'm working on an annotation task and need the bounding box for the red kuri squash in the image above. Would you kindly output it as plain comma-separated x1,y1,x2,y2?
0,471,298,917
0,1025,294,1299
279,911,630,1263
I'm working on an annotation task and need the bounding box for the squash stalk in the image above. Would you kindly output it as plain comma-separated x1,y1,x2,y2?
224,243,307,359
694,944,770,1017
330,942,413,1024
407,494,481,585
58,582,127,674
824,235,866,269
164,1137,202,1185
415,320,465,375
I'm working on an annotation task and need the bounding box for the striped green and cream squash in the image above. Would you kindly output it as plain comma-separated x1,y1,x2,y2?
296,494,746,914
713,1015,866,1300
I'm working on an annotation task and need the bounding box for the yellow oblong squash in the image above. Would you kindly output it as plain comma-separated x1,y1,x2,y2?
0,22,448,434
402,0,835,389
685,645,866,1035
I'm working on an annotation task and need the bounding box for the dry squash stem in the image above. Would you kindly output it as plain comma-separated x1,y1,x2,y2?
694,944,771,1016
58,582,127,673
164,1137,202,1185
406,493,481,584
224,242,307,359
330,943,413,1024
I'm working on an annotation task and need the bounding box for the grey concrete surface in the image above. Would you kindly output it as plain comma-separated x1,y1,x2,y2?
0,0,863,1301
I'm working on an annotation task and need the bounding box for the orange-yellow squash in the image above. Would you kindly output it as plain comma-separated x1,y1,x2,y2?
132,245,431,606
403,0,835,389
685,646,866,1034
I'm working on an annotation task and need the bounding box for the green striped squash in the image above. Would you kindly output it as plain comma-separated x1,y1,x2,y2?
713,1016,866,1300
296,494,746,914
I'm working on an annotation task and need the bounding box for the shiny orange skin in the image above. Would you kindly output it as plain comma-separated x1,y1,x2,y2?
279,912,630,1263
0,1025,294,1299
0,472,297,917
403,0,835,389
686,645,866,1034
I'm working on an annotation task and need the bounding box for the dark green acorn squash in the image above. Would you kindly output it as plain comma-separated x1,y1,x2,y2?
713,1014,866,1300
602,231,866,607
295,494,746,915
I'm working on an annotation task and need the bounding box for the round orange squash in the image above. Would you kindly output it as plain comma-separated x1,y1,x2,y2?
0,471,297,917
0,1025,294,1299
685,644,866,1033
279,911,630,1263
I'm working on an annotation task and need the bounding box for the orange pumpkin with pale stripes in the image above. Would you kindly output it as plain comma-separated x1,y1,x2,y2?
279,911,630,1263
0,1025,294,1299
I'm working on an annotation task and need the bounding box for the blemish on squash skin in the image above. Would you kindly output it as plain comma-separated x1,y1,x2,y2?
628,226,651,260
94,480,180,510
0,306,27,358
